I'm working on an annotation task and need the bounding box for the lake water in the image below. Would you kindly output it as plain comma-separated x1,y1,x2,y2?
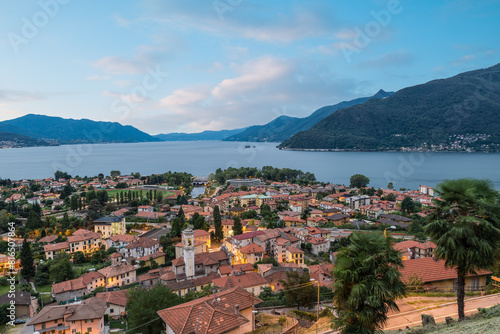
1,141,499,190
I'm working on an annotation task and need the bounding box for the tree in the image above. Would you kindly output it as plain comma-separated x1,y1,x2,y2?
87,199,103,221
350,174,370,188
20,239,35,279
232,217,243,235
50,252,75,283
387,182,394,189
170,217,183,238
424,178,500,321
332,233,406,333
73,251,86,264
213,205,223,241
54,170,71,181
401,197,415,214
127,284,184,334
26,210,42,230
86,190,97,203
385,193,396,202
280,271,316,310
110,170,121,178
70,194,79,211
96,189,109,205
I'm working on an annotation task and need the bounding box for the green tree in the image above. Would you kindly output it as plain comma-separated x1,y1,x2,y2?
73,251,86,264
96,189,109,205
70,194,79,211
332,233,406,333
280,271,316,310
26,210,42,230
350,174,370,188
86,190,97,203
401,197,415,214
127,284,184,334
20,239,35,279
213,205,223,241
385,193,396,202
232,216,243,235
86,199,103,221
387,182,394,190
50,252,75,283
424,178,500,321
170,217,183,238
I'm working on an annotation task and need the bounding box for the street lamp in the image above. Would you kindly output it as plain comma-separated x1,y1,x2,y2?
384,225,397,238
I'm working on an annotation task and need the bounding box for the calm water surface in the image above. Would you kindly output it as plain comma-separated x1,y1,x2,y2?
1,141,499,190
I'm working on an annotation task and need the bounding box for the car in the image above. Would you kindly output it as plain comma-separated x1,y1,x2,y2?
13,319,26,325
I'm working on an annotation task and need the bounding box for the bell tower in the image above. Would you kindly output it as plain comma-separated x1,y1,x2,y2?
183,227,195,277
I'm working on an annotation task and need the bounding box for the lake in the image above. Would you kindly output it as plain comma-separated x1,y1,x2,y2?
1,141,499,190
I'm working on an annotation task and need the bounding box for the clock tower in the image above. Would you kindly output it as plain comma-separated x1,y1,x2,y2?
183,227,195,278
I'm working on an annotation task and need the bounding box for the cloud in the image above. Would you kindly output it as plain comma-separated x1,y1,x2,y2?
0,90,45,102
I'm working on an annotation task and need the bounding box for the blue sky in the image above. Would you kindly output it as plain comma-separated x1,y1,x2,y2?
0,0,499,135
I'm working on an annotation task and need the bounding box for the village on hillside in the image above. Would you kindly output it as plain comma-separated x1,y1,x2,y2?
0,167,498,333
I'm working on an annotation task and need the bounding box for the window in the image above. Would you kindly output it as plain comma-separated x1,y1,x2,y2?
87,328,92,333
85,320,93,323
110,309,114,313
471,278,480,291
71,321,75,324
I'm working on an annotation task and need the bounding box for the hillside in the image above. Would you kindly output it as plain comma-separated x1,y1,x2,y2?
0,132,50,148
225,90,393,142
0,114,159,144
279,64,500,151
154,127,247,141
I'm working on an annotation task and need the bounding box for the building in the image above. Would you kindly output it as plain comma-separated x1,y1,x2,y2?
105,234,136,251
27,300,106,334
51,272,106,303
175,229,210,259
0,292,36,318
95,290,128,319
157,286,262,334
419,185,435,196
93,217,126,239
164,274,218,298
120,237,160,258
345,195,370,210
98,263,136,288
237,243,264,265
212,271,269,296
285,246,305,265
399,257,491,291
68,229,102,255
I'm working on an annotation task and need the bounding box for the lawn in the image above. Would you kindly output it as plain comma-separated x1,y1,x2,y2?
109,321,127,330
35,284,52,293
0,284,12,296
105,189,175,198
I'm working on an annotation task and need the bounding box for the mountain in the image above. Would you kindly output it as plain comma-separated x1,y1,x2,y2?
0,132,50,148
279,64,500,151
0,114,159,144
154,127,247,141
224,89,394,142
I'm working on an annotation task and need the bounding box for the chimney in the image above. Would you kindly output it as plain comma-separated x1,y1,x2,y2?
234,304,239,315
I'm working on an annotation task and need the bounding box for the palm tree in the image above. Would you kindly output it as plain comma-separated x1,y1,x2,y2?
424,178,500,320
332,233,406,333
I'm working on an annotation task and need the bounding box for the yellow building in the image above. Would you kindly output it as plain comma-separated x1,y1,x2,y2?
94,216,126,239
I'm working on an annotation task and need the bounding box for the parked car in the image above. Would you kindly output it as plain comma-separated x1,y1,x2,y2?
13,319,26,325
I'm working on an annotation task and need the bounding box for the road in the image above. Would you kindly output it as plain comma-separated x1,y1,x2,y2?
384,293,500,331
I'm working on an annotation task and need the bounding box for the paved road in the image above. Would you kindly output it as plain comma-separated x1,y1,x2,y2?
384,293,500,331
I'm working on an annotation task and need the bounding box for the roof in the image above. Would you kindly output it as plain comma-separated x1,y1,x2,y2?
95,290,128,307
139,227,170,240
28,302,106,326
193,229,210,238
109,234,136,243
124,237,158,249
98,263,136,278
399,257,492,284
326,214,350,221
286,246,305,254
93,216,123,224
68,230,100,243
172,250,228,267
137,251,166,262
239,243,264,254
165,274,219,291
377,218,409,228
157,286,261,334
212,272,268,290
218,263,254,276
393,240,421,252
44,242,69,252
38,235,57,243
0,291,31,306
232,231,265,241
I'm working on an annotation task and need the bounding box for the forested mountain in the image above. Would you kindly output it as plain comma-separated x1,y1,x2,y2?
154,127,247,141
279,64,500,151
0,132,50,148
225,90,393,142
0,114,159,144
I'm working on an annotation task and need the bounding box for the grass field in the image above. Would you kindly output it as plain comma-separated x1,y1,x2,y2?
105,189,176,198
35,284,52,293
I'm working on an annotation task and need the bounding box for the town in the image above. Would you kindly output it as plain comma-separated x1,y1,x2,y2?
0,167,499,334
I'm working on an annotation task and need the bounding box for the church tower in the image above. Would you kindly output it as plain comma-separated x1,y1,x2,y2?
183,227,195,278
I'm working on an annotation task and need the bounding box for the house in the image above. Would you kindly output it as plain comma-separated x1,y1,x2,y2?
171,250,229,280
285,246,305,265
399,257,491,291
229,206,245,217
164,274,218,297
68,229,102,256
120,237,160,258
157,286,262,334
419,185,435,196
218,263,254,277
27,300,106,334
309,264,334,283
43,242,70,260
95,290,128,319
0,292,36,318
264,267,304,291
138,205,154,212
93,216,126,239
393,240,436,260
237,243,264,265
105,234,136,251
51,272,106,303
282,216,305,227
304,237,329,255
137,251,166,267
175,229,210,258
345,195,370,210
138,267,172,287
38,235,58,244
212,271,269,296
98,263,136,288
325,214,350,226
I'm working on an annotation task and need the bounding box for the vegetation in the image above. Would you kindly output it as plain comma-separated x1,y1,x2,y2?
20,239,35,279
332,233,406,333
350,174,370,188
279,64,500,151
424,178,500,321
280,271,316,310
213,166,316,184
126,284,184,334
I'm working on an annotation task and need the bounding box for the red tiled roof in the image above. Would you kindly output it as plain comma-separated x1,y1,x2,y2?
218,263,254,276
239,243,263,254
399,257,492,283
286,246,304,254
212,272,268,290
232,231,265,241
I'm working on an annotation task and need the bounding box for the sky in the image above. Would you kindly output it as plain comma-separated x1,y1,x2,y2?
0,0,499,135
